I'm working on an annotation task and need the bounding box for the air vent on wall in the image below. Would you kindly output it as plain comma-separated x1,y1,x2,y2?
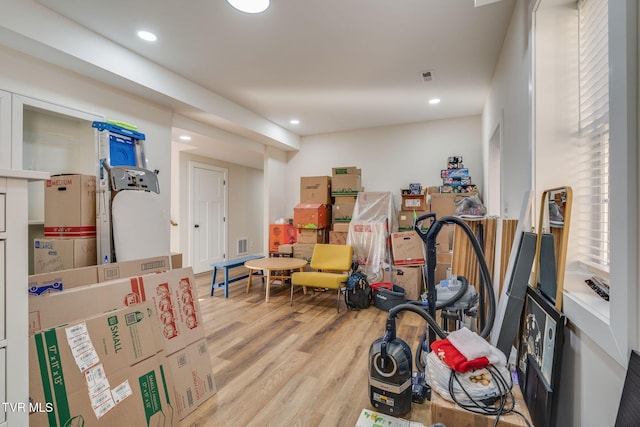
421,70,434,82
237,238,248,255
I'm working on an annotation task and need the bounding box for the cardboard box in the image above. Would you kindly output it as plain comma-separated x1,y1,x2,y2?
28,265,99,296
332,203,355,222
332,222,350,233
440,168,470,178
334,195,357,204
430,384,532,427
331,174,362,196
436,223,455,253
269,223,297,252
391,230,425,266
97,256,170,282
329,231,348,245
33,237,97,274
164,339,216,419
170,252,183,269
401,193,428,211
332,166,360,176
293,204,330,229
398,210,415,230
436,251,453,284
383,265,424,301
430,192,476,217
29,268,205,356
297,228,328,244
300,176,332,204
30,351,176,427
292,243,316,261
44,174,97,238
28,304,178,427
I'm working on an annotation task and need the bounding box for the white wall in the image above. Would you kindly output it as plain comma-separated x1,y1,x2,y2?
286,116,483,215
482,0,532,220
177,150,264,263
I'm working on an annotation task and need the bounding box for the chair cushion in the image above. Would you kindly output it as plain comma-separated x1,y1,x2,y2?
291,271,348,289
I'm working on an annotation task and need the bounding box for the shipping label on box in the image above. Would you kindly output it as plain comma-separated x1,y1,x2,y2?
269,224,297,252
28,265,99,296
391,231,425,266
33,237,97,274
300,176,331,204
293,203,330,229
97,256,170,282
44,174,97,238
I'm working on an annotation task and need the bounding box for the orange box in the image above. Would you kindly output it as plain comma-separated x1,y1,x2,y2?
269,224,297,252
293,204,330,229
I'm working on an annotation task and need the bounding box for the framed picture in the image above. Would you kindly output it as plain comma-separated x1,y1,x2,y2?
517,285,566,427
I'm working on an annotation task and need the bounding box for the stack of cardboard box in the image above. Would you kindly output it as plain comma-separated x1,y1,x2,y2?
398,183,429,230
385,230,426,301
329,167,361,245
440,156,478,194
34,174,98,274
292,176,332,260
28,262,216,425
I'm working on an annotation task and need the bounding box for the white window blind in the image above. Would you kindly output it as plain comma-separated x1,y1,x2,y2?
577,0,609,273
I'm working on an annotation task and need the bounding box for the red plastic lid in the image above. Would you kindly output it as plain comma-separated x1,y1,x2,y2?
370,282,393,291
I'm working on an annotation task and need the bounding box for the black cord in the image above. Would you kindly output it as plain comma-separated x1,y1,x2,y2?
444,365,533,427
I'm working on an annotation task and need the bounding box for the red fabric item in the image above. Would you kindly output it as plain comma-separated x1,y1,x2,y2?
430,338,490,373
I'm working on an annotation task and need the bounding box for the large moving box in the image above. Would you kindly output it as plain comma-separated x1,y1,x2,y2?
29,305,177,426
33,237,96,274
44,174,96,238
390,230,425,266
28,267,215,421
96,256,170,282
29,268,205,355
300,176,331,204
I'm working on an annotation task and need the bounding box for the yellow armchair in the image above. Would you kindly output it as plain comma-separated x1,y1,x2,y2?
290,244,354,312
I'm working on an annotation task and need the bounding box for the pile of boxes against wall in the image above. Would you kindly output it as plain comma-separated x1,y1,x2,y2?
28,256,215,426
267,167,363,260
440,156,478,194
34,174,98,274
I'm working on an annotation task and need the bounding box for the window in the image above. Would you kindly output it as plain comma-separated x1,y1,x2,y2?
577,0,609,276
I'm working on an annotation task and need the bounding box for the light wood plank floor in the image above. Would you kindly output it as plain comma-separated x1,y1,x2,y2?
179,271,434,427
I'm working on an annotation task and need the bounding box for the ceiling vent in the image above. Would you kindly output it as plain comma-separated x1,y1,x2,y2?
421,70,434,82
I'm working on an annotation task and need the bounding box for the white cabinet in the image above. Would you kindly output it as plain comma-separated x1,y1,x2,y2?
0,169,48,426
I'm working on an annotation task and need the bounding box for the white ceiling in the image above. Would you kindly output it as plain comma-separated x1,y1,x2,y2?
23,0,514,164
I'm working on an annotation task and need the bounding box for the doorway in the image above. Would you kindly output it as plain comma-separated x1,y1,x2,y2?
189,162,228,274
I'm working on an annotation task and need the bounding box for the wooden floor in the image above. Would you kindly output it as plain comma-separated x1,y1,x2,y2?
179,272,434,427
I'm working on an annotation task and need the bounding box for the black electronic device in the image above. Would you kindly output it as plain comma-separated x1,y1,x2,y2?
368,316,413,416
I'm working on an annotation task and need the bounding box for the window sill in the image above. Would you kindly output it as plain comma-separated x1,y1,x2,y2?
563,271,625,366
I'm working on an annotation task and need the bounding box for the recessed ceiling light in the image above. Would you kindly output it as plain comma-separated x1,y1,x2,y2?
428,98,441,105
179,135,192,141
290,119,300,125
227,0,270,13
137,30,157,42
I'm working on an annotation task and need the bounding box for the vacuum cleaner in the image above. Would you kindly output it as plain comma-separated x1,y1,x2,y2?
368,214,496,416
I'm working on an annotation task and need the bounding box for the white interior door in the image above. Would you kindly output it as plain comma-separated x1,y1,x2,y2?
190,162,227,273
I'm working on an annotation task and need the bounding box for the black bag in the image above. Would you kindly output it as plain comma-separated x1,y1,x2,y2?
344,263,371,310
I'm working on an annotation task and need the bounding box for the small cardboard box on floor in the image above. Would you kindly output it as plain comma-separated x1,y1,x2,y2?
383,265,424,301
29,304,178,427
